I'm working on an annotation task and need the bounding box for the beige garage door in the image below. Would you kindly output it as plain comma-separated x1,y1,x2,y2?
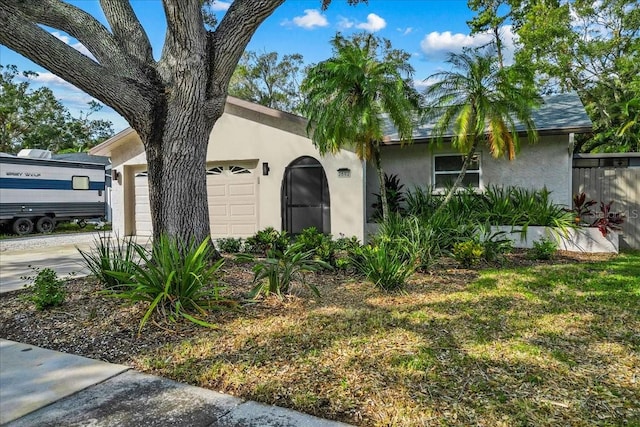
134,172,153,236
133,165,258,238
206,165,258,238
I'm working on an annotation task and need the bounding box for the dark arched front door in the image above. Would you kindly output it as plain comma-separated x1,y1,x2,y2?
282,156,330,234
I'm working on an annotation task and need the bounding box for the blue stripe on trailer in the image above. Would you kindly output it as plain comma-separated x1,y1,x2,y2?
0,178,105,190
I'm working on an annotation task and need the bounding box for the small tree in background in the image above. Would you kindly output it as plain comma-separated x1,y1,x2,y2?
229,50,304,114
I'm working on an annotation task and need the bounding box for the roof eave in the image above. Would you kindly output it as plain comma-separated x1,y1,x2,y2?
384,126,594,145
89,127,136,156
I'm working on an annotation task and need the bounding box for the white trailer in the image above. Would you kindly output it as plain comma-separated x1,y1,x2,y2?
0,154,106,235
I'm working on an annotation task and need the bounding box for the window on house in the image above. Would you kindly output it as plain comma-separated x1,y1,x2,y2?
433,154,481,189
72,176,90,190
207,166,224,175
230,165,251,174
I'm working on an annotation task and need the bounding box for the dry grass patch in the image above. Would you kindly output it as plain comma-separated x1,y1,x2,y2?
1,251,638,426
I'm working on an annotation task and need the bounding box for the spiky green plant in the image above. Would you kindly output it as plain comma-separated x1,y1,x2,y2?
106,235,227,333
78,234,138,290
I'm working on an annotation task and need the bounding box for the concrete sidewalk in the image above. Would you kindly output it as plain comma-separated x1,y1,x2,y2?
0,339,350,426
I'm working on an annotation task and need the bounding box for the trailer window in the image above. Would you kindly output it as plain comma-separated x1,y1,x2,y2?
72,176,90,190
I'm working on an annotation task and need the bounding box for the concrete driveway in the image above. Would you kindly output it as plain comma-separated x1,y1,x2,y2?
0,232,109,293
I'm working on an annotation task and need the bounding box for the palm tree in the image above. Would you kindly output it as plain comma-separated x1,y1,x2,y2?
424,50,540,206
300,33,422,221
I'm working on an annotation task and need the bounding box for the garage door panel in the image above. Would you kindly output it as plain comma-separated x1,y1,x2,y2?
230,204,255,216
209,205,228,217
136,172,258,238
229,183,255,196
207,184,227,197
135,177,153,236
211,224,229,236
230,224,257,235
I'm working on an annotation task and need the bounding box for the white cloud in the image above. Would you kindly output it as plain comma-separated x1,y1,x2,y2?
210,1,231,11
397,27,413,36
28,72,75,89
285,9,329,30
414,75,443,91
337,16,355,30
51,31,94,59
355,13,386,32
420,25,518,63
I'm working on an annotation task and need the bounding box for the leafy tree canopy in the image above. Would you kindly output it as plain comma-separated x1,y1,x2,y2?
0,64,113,154
514,0,640,152
228,50,304,113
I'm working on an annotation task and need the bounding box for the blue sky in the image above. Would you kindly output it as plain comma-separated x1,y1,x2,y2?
0,0,517,132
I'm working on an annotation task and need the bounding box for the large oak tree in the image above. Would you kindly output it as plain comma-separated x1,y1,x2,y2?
0,0,363,245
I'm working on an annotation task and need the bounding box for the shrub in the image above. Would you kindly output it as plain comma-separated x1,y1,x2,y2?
477,225,514,263
244,227,290,255
107,235,227,332
453,241,484,268
242,243,330,299
405,186,440,217
569,192,598,225
352,240,416,291
217,237,243,253
78,234,138,290
333,236,363,271
530,237,558,260
25,267,65,310
334,235,361,252
406,184,576,230
590,201,625,237
294,227,335,265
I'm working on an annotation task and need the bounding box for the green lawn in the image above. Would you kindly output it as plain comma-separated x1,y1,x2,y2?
130,252,640,426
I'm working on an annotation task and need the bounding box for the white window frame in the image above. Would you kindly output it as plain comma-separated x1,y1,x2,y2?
432,153,482,192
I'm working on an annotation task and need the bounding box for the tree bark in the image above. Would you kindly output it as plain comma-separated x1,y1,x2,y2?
144,102,213,246
372,143,389,222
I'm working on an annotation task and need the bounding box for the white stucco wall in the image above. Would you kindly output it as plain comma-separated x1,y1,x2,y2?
103,113,366,241
206,113,365,240
481,135,572,207
366,135,572,218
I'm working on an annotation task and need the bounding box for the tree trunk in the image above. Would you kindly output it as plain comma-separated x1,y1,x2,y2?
142,100,216,251
372,143,389,221
493,25,504,69
439,137,480,208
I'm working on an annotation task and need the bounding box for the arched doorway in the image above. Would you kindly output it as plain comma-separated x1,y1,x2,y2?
281,156,330,234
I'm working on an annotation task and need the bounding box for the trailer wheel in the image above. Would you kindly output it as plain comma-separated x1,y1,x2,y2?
77,219,87,228
12,218,34,235
36,217,55,234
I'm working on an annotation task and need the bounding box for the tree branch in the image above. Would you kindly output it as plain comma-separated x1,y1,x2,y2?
2,0,127,68
0,2,150,123
160,0,208,60
99,0,154,65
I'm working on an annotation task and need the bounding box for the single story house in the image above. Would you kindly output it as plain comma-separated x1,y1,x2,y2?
90,93,592,242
